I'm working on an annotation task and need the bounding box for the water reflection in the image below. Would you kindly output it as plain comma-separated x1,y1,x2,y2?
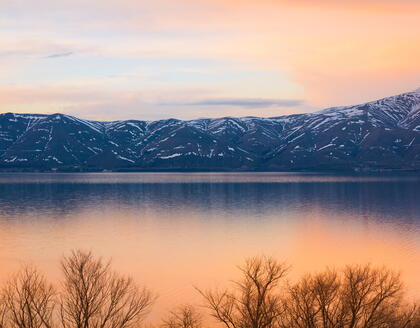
0,173,419,321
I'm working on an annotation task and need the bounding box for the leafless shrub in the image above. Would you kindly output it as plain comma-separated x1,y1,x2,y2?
198,256,289,328
281,264,418,328
281,269,343,328
161,305,202,328
59,250,154,328
1,267,55,328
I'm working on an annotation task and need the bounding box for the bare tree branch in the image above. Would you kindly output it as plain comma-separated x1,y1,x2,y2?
282,264,418,328
59,250,154,328
0,293,8,328
198,256,289,328
1,267,55,328
161,305,202,328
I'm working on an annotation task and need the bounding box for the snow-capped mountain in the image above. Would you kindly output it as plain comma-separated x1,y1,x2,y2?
1,89,419,171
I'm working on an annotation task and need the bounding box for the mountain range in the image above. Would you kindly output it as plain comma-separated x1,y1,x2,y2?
1,89,419,171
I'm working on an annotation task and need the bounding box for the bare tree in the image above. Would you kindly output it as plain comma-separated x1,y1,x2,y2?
281,264,418,328
1,267,55,328
198,256,289,328
59,250,154,328
281,269,346,328
392,304,420,328
161,305,202,328
341,265,403,328
1,253,418,328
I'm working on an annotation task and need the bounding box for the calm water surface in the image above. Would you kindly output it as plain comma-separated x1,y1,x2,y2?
0,172,419,321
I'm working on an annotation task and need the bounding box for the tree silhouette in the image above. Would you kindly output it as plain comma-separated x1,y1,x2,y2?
59,250,154,328
198,256,289,328
161,305,202,328
1,267,55,328
281,264,418,328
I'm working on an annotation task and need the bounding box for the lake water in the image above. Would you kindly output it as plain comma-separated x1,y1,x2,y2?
0,172,419,322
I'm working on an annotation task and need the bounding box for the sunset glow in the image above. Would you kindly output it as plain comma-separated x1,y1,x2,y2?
1,0,419,120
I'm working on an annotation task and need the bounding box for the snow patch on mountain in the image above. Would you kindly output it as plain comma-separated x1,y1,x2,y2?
0,90,419,170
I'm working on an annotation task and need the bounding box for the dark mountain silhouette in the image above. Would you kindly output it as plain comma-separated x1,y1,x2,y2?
1,89,419,171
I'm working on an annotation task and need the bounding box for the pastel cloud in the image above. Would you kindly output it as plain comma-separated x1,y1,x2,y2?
45,52,73,59
178,98,304,108
0,85,312,121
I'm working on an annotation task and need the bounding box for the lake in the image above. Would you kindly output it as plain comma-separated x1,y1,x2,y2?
0,172,419,322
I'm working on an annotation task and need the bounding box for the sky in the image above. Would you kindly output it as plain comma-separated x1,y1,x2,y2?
1,0,419,121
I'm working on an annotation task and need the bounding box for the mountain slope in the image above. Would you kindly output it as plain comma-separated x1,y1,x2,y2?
1,89,419,171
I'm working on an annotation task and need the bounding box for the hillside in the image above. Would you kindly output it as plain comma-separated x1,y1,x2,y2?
1,89,419,171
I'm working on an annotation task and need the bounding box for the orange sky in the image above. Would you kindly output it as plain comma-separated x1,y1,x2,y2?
0,0,419,120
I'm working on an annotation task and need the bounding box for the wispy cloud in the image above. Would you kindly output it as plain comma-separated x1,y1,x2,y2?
1,0,418,119
168,98,304,108
45,52,73,59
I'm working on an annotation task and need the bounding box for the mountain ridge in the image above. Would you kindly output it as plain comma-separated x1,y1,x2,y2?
1,89,419,171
